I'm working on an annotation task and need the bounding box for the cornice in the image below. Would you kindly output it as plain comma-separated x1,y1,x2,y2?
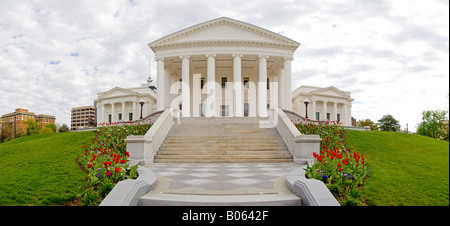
150,39,299,51
148,17,300,52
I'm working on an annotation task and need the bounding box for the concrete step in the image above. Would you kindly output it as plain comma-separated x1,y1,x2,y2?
154,154,292,159
152,159,294,163
156,150,291,155
165,135,280,139
154,117,291,163
139,193,301,206
169,129,278,134
161,142,285,147
179,117,267,123
160,146,287,151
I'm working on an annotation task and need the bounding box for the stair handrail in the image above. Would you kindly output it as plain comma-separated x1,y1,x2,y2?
269,108,321,165
125,108,177,165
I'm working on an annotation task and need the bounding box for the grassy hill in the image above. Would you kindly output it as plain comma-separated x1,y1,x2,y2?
345,130,449,206
0,131,95,206
0,128,448,206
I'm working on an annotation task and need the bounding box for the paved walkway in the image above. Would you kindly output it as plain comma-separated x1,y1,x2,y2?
144,163,300,195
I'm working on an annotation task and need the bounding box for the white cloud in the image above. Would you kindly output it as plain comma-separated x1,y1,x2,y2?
0,0,448,132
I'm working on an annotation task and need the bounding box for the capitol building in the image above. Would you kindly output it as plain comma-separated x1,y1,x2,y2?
94,17,353,126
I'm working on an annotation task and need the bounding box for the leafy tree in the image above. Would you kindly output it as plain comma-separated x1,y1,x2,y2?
378,114,401,132
39,127,54,134
24,118,38,135
58,124,69,133
357,119,379,131
45,123,57,133
416,110,448,139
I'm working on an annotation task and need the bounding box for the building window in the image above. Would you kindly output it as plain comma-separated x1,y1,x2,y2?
221,77,227,88
118,113,122,121
327,113,330,121
244,103,249,117
315,112,320,121
200,77,205,89
244,77,249,88
221,105,229,117
129,113,133,121
267,78,269,89
337,114,341,123
108,114,112,124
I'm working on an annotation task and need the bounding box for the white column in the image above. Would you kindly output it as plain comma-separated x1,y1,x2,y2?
344,102,351,126
258,55,268,117
233,54,243,117
312,100,316,120
284,57,293,111
164,69,171,108
156,57,165,111
343,103,348,126
322,101,328,121
333,102,338,122
121,101,126,121
278,68,284,109
181,55,190,117
100,103,105,124
206,54,216,117
271,74,279,108
111,103,115,123
132,101,137,121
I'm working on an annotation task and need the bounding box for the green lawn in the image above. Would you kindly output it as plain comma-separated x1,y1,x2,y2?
0,131,95,206
1,128,448,206
345,130,449,206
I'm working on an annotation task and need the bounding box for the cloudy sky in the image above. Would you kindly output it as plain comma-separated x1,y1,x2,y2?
0,0,448,132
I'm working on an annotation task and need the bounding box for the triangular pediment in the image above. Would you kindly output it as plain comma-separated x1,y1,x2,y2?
310,86,351,99
98,87,139,99
149,17,300,51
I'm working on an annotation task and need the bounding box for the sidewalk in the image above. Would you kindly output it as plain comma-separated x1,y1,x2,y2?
139,163,303,205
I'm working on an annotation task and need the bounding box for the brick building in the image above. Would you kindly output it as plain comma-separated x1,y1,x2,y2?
1,108,55,139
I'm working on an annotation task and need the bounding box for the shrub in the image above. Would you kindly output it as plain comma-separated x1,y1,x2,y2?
39,127,54,134
45,123,57,133
58,124,69,133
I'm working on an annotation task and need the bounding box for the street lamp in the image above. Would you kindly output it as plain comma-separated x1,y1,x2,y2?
304,99,310,119
139,99,145,119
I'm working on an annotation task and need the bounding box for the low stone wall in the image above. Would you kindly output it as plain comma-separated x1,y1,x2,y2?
100,166,157,206
286,166,340,206
125,108,177,165
270,108,321,165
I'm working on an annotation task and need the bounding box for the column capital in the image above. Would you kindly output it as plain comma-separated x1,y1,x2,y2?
205,54,216,58
179,55,190,59
284,56,294,61
232,54,243,58
155,57,164,61
258,55,269,59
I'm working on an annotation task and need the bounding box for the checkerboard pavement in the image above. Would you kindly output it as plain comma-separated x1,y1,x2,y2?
145,163,301,195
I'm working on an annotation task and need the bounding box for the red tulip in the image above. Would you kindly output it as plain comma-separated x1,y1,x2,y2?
115,167,120,172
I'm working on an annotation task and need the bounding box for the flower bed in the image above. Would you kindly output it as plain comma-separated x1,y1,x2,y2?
295,120,370,205
78,120,152,205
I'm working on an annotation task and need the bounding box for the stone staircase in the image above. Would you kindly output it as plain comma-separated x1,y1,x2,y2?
153,117,293,163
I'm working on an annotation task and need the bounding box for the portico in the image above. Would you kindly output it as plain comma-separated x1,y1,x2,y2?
94,86,156,125
149,17,299,118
